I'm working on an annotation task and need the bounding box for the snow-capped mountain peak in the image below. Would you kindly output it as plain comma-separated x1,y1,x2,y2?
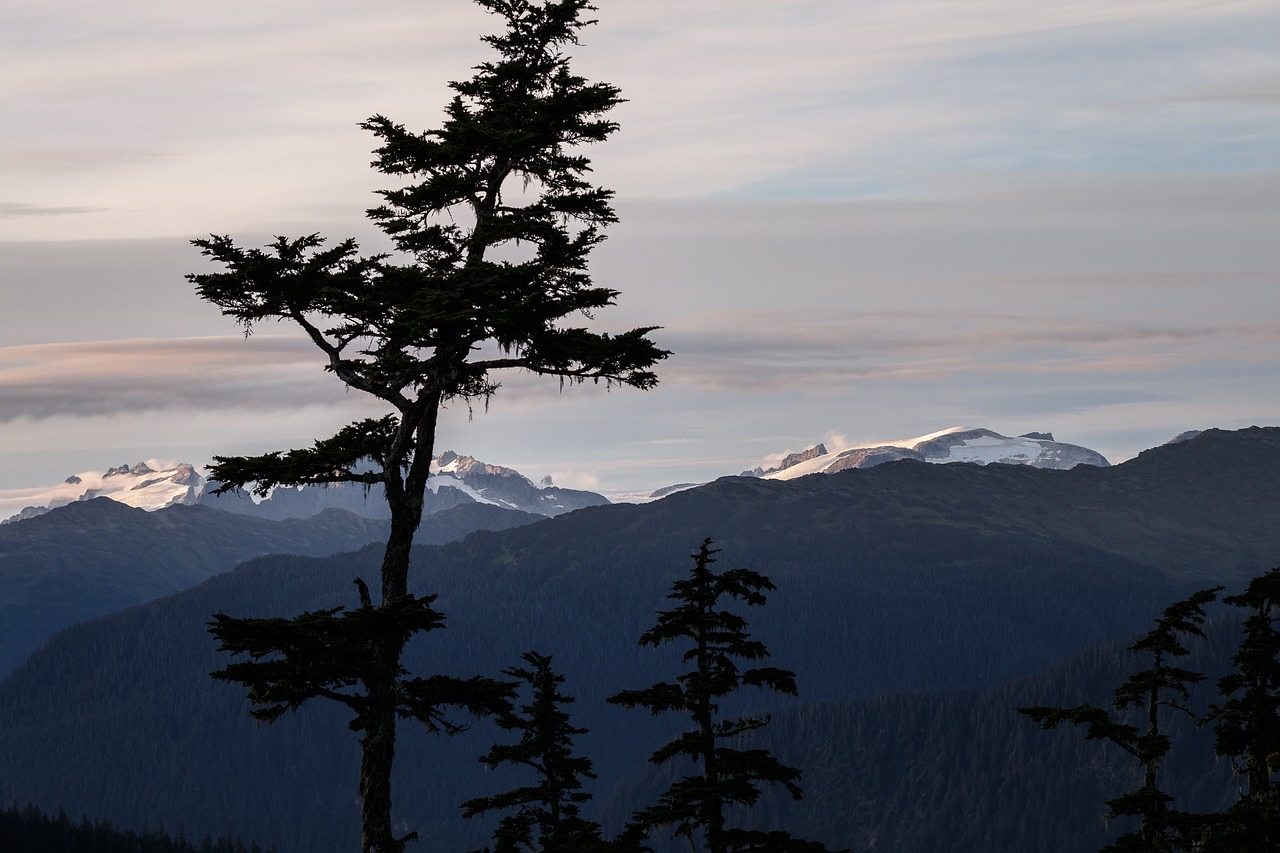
757,427,1110,481
1,462,205,523
426,452,605,515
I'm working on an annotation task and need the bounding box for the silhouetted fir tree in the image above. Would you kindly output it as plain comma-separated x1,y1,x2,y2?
1202,567,1280,850
189,2,666,852
608,539,838,853
462,652,608,853
1020,587,1223,852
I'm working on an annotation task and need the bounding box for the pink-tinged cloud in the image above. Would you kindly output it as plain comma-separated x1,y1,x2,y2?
5,306,1278,421
650,310,1280,392
0,335,361,421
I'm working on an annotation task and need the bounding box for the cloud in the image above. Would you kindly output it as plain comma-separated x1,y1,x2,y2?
648,309,1280,392
0,148,168,174
0,336,375,421
0,334,667,423
7,303,1259,422
0,202,103,217
1147,76,1280,107
4,0,1279,241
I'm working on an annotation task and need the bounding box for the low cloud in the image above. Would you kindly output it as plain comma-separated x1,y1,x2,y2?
651,310,1280,392
1139,76,1280,109
0,147,169,174
0,336,360,421
0,202,103,217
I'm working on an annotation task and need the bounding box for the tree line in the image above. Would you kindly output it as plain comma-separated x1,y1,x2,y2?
0,803,276,853
1021,568,1280,851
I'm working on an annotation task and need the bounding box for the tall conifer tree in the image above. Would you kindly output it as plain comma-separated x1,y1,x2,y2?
190,3,666,852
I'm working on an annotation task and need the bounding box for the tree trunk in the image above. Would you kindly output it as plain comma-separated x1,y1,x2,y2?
360,398,439,852
361,666,400,853
697,612,725,853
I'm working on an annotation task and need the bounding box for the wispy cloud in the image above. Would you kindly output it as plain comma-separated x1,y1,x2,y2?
4,311,1248,421
0,147,168,174
0,336,365,421
4,1,1279,239
650,309,1280,392
0,202,103,217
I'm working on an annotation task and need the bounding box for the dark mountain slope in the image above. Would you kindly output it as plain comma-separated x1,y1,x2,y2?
0,499,539,676
712,611,1244,853
608,425,1280,583
0,531,1183,851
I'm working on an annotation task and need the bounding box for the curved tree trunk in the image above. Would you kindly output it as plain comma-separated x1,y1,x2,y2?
360,398,439,853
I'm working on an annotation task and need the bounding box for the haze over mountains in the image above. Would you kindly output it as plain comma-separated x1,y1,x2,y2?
1,426,1277,852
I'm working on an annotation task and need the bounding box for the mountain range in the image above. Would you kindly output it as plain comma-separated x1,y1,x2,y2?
1,426,1276,852
0,499,540,678
2,451,608,524
654,426,1113,498
2,426,1116,522
746,426,1112,479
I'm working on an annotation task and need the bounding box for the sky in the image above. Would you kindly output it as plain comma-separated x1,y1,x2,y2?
3,0,1280,514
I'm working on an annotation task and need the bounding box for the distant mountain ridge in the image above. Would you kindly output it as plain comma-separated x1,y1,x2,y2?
3,452,607,523
744,426,1110,480
200,451,607,520
2,461,205,523
0,498,541,677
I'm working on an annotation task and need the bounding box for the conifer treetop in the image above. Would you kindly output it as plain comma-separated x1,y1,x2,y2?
189,0,666,496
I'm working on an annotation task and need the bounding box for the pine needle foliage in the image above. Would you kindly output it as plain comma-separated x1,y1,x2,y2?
608,540,840,853
1202,567,1280,849
462,651,608,853
191,3,664,852
1020,587,1222,853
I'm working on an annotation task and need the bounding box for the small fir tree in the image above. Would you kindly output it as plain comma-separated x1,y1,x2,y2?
192,2,666,851
608,539,836,853
1203,567,1280,849
462,652,607,853
1020,587,1223,852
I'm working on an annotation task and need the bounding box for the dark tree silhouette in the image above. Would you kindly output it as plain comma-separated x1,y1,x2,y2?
1203,567,1280,849
462,651,608,853
191,2,666,852
1020,587,1223,852
608,539,837,853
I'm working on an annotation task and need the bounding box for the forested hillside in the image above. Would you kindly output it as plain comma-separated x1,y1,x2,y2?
0,498,539,677
704,618,1243,852
2,428,1276,851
